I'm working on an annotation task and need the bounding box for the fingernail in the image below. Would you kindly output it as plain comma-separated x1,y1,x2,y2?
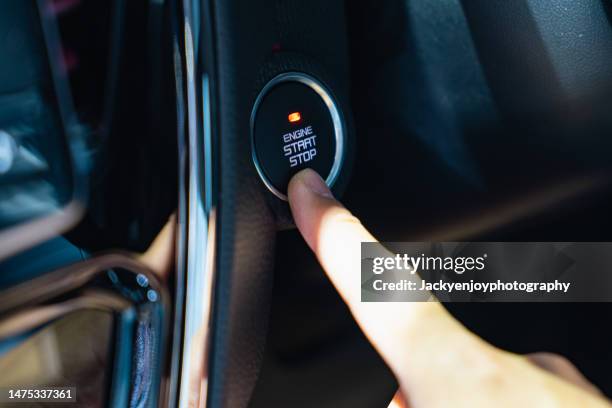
296,168,334,199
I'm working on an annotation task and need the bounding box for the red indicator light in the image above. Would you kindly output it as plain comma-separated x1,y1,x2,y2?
288,112,301,123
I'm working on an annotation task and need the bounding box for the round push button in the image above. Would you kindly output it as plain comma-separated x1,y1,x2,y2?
251,72,345,200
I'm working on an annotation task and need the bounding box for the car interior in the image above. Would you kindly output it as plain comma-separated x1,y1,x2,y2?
0,0,611,407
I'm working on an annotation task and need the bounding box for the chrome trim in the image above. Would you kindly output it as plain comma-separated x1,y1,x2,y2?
167,18,188,408
250,72,346,200
0,292,132,338
176,1,217,406
0,254,165,312
0,254,169,408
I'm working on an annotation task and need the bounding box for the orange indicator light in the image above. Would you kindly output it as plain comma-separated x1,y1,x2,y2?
288,112,302,123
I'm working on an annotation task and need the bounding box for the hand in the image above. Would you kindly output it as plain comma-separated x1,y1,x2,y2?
139,213,176,281
288,169,611,408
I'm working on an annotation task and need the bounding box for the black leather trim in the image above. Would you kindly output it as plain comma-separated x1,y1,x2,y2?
205,1,277,407
205,1,354,406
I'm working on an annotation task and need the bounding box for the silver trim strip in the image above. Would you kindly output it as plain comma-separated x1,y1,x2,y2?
177,2,217,406
250,72,346,200
167,30,187,408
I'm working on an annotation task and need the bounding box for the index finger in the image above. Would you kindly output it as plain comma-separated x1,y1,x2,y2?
287,169,494,388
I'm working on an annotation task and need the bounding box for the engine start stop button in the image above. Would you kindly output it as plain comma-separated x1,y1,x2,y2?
251,72,345,200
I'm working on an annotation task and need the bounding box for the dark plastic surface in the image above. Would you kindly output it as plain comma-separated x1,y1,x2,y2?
204,1,277,407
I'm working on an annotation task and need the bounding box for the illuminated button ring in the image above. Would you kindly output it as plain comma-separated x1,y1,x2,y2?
250,72,345,200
